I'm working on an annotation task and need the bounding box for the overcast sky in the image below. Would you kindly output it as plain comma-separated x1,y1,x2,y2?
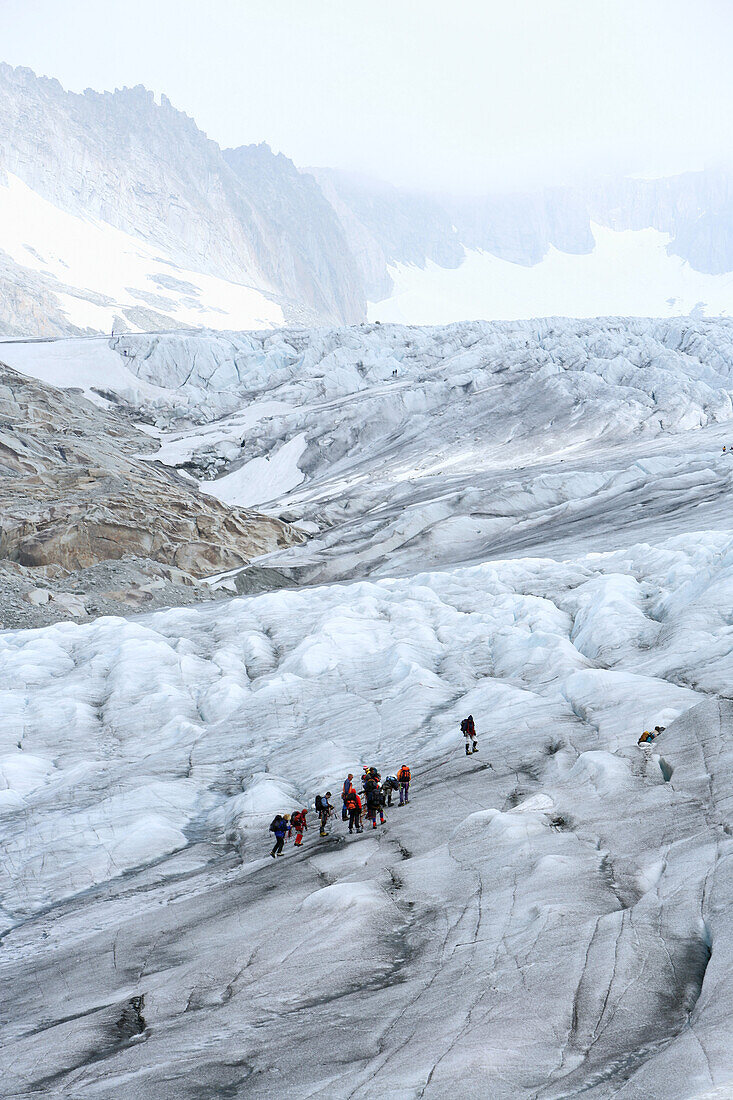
2,0,731,192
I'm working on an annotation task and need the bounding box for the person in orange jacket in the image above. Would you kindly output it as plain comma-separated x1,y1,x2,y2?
397,764,411,805
345,789,363,833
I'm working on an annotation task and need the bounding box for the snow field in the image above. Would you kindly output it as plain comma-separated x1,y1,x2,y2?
0,172,283,332
368,224,733,325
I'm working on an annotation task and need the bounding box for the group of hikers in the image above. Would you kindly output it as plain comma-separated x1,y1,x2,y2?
268,714,480,858
269,764,412,857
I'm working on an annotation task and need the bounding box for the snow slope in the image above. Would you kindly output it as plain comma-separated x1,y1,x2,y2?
0,173,283,334
369,225,733,325
2,319,733,1097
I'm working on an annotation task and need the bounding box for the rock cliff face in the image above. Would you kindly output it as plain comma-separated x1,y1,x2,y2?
0,63,362,331
223,147,365,324
0,358,303,626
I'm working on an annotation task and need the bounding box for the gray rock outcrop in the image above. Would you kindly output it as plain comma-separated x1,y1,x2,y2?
0,358,304,626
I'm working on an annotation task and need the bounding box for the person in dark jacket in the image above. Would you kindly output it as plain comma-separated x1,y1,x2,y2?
383,775,400,806
461,715,478,755
269,814,290,858
364,779,384,829
318,792,333,836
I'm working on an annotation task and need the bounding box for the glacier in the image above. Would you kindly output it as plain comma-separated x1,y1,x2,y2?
1,317,732,1097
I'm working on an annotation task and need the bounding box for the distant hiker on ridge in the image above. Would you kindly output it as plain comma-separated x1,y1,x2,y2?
639,725,666,745
461,714,478,755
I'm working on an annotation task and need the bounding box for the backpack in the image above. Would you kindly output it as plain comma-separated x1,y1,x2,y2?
398,767,410,783
315,794,324,813
269,816,281,833
386,776,399,790
460,718,468,734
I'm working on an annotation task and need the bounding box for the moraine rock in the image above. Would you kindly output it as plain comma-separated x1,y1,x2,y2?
0,359,305,625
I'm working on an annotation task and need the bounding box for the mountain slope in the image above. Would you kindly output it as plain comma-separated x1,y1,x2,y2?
3,62,733,334
0,63,362,334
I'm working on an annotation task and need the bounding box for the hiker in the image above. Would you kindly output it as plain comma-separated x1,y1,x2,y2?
638,729,656,745
269,814,290,858
342,774,355,821
383,775,400,806
461,714,478,755
346,788,363,833
291,808,308,847
315,792,333,836
362,771,378,800
364,778,384,829
654,725,666,735
397,764,411,804
365,766,381,787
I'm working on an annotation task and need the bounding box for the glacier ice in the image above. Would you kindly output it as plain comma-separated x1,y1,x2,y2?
1,318,732,1096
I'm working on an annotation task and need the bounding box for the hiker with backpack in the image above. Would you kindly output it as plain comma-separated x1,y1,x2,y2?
364,774,384,829
315,792,333,836
361,766,380,794
461,715,478,755
397,764,411,804
342,774,355,821
269,814,290,858
291,808,308,847
383,775,400,806
345,788,363,833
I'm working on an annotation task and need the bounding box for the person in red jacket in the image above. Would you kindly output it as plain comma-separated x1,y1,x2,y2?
345,789,363,833
291,808,308,847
